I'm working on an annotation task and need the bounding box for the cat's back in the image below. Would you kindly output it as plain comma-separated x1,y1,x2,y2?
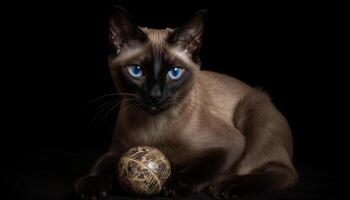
198,70,252,97
197,70,252,123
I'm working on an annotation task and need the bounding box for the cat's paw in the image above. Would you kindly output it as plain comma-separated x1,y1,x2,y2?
209,177,258,200
162,181,193,197
162,176,193,197
75,175,112,200
208,181,240,200
162,171,212,197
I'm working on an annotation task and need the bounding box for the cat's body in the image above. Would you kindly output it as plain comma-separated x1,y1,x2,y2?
75,7,297,200
116,70,248,166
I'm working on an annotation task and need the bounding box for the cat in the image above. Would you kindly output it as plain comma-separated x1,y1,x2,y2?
75,6,298,200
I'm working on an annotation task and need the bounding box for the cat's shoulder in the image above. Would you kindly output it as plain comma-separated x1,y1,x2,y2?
199,70,252,91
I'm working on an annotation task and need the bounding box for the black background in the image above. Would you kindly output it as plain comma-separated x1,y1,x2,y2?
5,0,341,199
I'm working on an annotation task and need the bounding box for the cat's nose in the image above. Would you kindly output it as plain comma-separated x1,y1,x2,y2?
147,86,163,104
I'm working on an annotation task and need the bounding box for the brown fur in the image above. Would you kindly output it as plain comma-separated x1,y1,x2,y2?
75,7,297,200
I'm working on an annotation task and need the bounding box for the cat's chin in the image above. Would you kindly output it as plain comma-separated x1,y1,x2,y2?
143,105,168,115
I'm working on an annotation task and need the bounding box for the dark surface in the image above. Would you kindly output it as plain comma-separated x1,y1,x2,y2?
5,1,341,200
8,149,338,200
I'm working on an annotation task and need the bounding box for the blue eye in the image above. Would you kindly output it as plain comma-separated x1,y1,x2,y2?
168,66,184,80
127,64,143,78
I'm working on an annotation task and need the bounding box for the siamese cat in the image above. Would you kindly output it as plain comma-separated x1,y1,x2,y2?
75,6,298,200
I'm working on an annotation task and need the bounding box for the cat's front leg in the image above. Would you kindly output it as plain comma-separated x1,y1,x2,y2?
162,147,230,197
163,127,245,198
75,146,125,200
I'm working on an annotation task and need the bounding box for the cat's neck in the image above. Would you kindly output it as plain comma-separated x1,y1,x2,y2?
117,82,199,129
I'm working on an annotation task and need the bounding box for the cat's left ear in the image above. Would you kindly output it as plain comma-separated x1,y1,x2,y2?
169,10,207,55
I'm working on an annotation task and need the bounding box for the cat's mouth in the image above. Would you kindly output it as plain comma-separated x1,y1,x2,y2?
143,103,170,114
145,106,162,114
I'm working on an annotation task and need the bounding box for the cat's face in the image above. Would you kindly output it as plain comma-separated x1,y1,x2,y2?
108,7,206,114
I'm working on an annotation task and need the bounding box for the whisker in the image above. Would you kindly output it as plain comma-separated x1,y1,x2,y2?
87,92,141,106
96,99,119,111
91,99,127,123
115,92,141,98
99,97,140,121
123,103,137,113
87,93,118,105
100,102,121,121
123,99,141,112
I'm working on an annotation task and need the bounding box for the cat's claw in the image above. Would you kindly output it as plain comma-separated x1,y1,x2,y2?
162,186,176,197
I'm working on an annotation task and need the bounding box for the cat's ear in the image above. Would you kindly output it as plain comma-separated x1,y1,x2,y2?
109,6,147,51
169,10,207,54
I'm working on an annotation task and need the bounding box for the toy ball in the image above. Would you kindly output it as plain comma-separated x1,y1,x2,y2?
117,146,171,196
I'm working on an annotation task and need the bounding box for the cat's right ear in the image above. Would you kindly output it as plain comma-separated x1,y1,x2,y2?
109,6,147,52
168,10,207,62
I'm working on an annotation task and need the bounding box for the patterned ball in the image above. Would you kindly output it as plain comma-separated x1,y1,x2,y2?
117,146,171,196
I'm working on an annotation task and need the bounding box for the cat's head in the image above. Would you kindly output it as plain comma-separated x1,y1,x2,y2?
108,6,206,114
